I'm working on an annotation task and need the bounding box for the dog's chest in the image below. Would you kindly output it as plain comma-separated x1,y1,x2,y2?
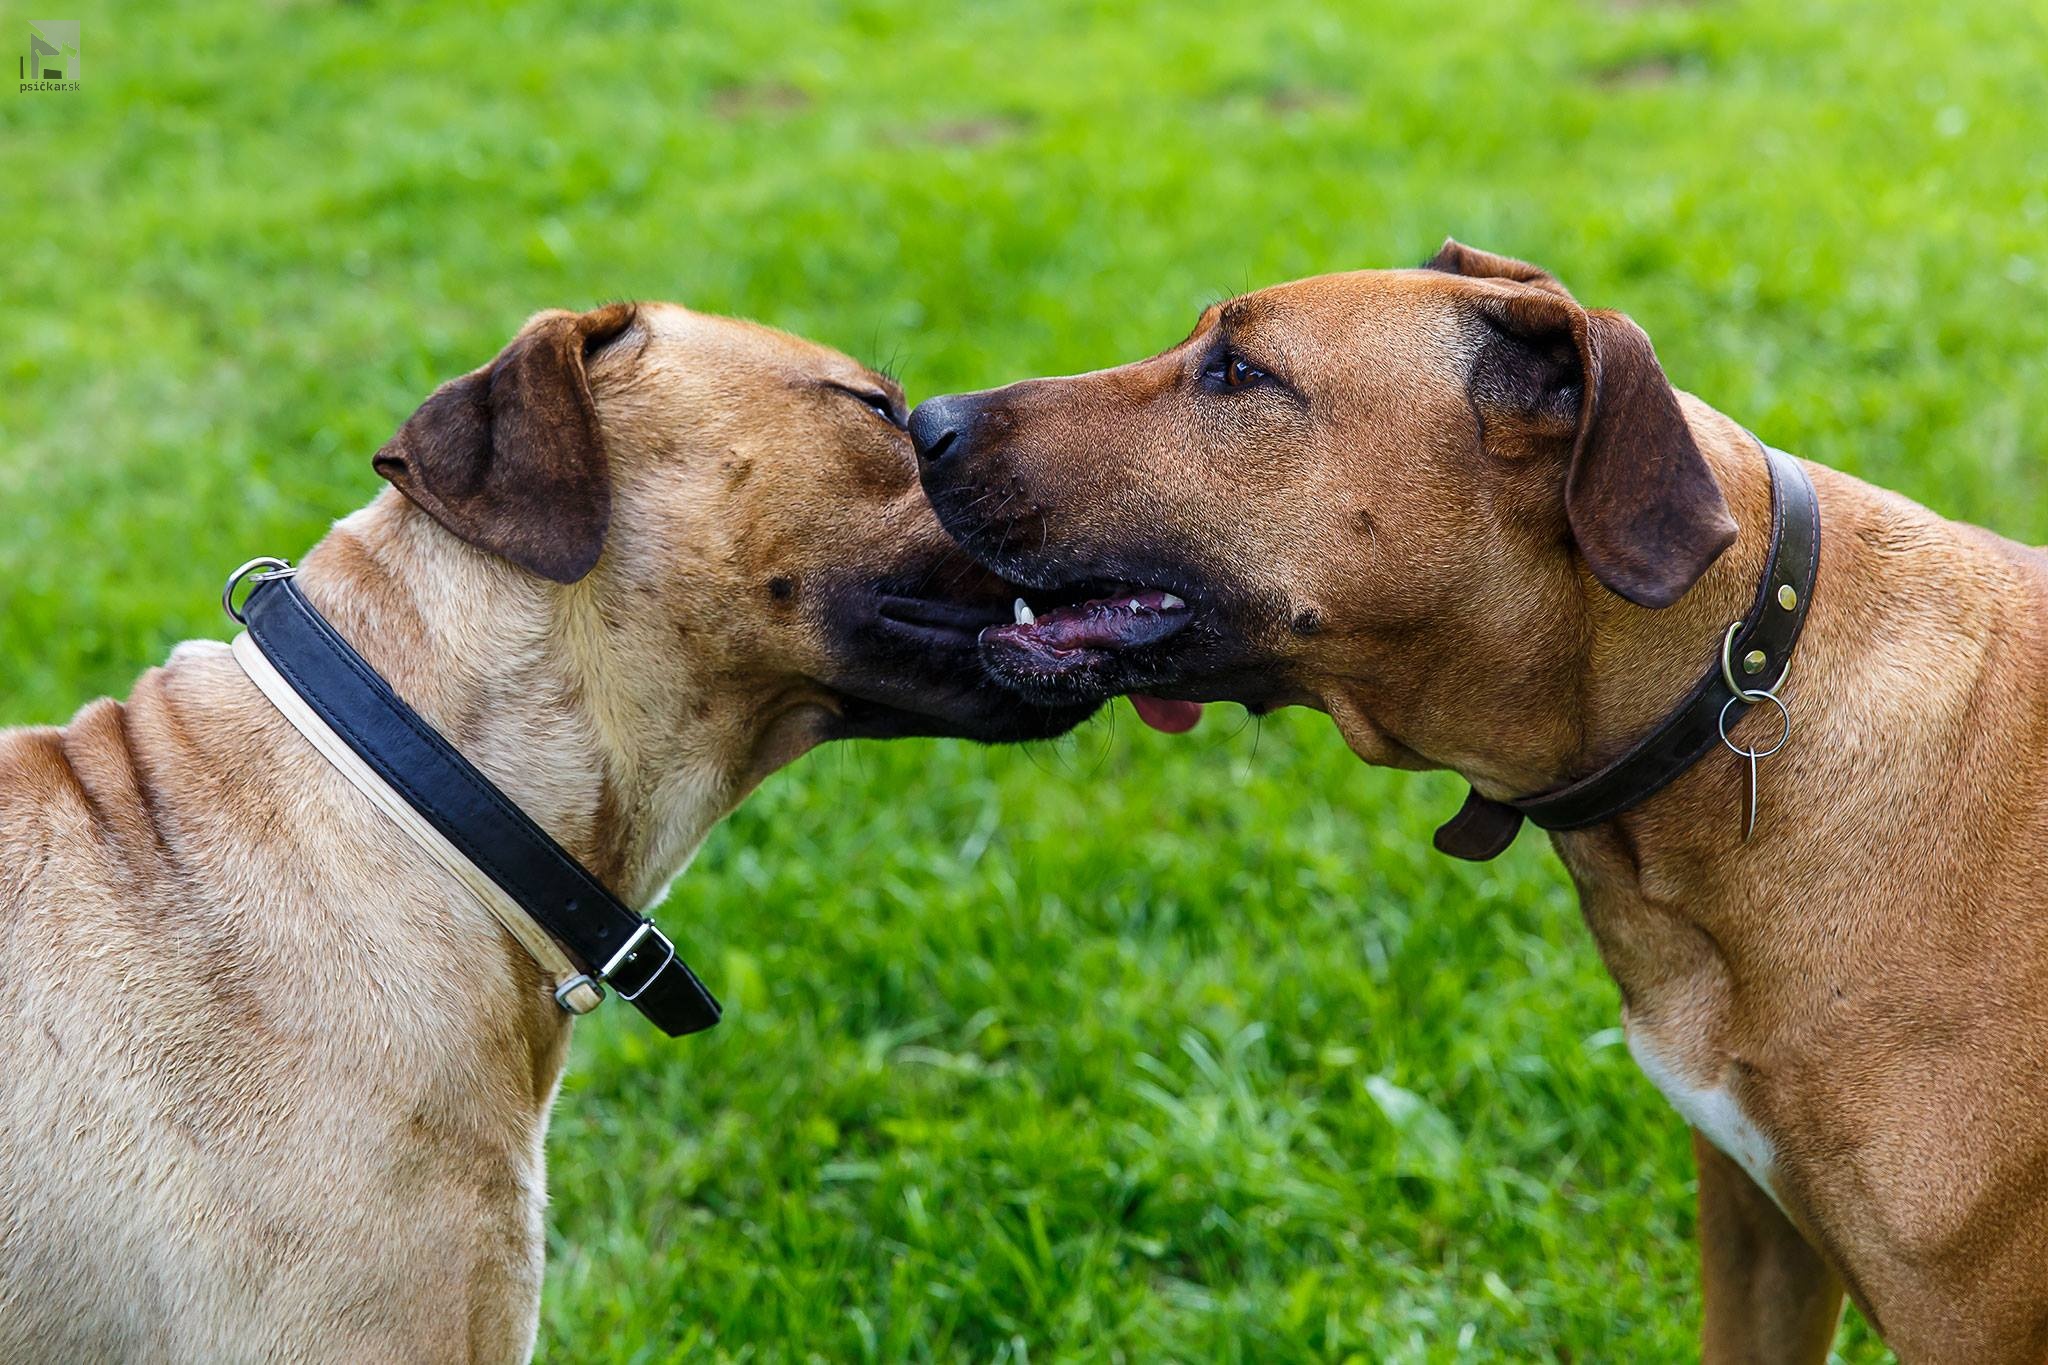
1625,1024,1783,1205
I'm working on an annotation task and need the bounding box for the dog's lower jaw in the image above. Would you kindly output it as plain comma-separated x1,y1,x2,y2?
1321,690,1435,773
977,646,1118,708
735,695,837,791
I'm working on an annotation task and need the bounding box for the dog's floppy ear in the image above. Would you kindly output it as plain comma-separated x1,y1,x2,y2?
1563,308,1737,607
1434,241,1736,609
373,304,634,585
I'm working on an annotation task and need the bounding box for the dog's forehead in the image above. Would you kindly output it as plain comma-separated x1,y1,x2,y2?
635,301,884,390
1217,270,1473,371
1231,269,1465,328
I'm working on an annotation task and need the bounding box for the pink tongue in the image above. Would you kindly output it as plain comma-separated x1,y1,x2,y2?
1131,694,1203,734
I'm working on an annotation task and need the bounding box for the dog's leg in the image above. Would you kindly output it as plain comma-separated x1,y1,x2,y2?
1694,1131,1843,1363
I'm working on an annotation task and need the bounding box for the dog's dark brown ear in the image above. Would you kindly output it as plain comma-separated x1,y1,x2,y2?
373,304,634,584
1564,309,1737,608
1443,247,1736,609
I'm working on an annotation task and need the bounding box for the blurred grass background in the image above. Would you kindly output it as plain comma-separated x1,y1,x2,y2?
5,1,2046,1359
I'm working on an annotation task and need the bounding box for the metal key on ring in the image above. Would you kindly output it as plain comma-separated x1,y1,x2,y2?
1718,622,1793,841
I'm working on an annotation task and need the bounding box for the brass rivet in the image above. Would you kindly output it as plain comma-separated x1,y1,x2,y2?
1777,584,1798,611
1743,649,1768,674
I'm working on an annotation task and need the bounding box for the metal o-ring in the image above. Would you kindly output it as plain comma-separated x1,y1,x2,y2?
1718,688,1791,761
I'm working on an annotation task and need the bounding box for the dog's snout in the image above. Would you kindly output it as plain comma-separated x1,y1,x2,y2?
908,395,973,471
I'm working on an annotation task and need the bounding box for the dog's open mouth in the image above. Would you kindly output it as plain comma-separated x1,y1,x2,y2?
975,581,1205,733
819,570,1104,744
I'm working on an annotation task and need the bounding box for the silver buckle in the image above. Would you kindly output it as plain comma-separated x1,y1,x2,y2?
600,921,676,1003
547,922,673,1015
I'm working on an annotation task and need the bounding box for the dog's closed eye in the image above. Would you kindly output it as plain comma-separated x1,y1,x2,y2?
824,382,907,430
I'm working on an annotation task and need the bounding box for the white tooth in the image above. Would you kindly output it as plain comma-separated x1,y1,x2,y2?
1013,598,1036,626
1160,593,1186,610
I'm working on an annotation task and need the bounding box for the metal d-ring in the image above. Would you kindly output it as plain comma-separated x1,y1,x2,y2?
1720,620,1792,701
223,557,297,625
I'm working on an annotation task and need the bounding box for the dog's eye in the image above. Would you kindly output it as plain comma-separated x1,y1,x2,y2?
832,385,905,429
1203,350,1271,392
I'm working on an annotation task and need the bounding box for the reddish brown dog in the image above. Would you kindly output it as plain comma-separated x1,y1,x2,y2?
908,242,2048,1363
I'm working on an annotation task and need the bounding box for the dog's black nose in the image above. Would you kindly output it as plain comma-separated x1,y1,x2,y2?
909,395,970,470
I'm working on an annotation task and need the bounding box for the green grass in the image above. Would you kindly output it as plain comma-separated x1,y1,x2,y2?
6,1,2046,1358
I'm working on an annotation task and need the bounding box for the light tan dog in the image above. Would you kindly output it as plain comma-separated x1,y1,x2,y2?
0,303,1087,1363
909,242,2048,1362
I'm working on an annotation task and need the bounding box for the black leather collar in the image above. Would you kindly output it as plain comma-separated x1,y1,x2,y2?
1435,443,1821,861
238,573,721,1036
